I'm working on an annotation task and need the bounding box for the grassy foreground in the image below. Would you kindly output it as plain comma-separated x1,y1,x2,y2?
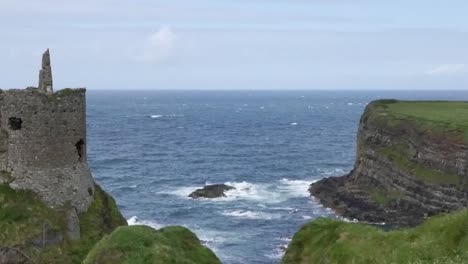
84,225,222,264
282,210,468,264
0,183,127,263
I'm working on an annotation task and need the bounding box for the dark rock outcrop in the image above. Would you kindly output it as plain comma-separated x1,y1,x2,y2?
189,184,235,199
310,100,468,227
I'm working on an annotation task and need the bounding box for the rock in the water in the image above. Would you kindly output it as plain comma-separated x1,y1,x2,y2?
189,184,235,199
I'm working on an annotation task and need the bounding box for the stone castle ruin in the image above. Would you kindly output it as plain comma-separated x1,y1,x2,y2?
0,50,95,219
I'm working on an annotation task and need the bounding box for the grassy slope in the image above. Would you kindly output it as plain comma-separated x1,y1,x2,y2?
282,210,468,264
84,225,222,264
0,183,127,263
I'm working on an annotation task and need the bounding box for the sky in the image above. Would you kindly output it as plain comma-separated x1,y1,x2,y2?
1,0,468,90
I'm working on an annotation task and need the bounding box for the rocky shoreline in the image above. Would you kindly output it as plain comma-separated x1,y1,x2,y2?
309,100,468,227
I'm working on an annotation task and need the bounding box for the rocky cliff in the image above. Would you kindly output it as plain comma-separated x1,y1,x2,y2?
310,100,468,227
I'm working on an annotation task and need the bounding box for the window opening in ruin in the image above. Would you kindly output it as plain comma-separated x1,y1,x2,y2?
75,139,85,161
8,117,22,130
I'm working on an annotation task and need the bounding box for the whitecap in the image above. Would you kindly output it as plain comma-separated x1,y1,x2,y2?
278,178,316,197
127,216,163,229
167,179,317,203
160,185,203,198
149,114,184,119
260,106,265,109
347,102,353,106
290,122,298,126
222,210,279,220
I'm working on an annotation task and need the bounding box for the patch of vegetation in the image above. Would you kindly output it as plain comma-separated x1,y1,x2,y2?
48,88,86,101
84,225,221,264
0,183,127,263
1,170,14,184
366,100,468,143
0,185,67,247
379,143,461,185
282,210,468,264
371,188,402,206
39,184,127,263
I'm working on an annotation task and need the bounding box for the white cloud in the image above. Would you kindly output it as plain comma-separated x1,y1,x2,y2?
425,64,468,76
135,26,176,63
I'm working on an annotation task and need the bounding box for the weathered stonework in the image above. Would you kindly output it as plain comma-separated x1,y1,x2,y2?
38,49,53,94
0,50,95,214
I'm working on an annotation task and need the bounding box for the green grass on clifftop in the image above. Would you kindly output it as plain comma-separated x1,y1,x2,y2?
367,100,468,142
282,210,468,264
0,183,127,263
84,225,222,264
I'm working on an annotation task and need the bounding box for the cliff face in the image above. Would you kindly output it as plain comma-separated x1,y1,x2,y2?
310,100,468,226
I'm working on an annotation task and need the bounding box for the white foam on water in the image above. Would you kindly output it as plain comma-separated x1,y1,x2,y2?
221,181,280,202
221,210,279,220
347,102,353,106
149,114,184,119
290,122,298,126
162,185,203,198
278,178,316,197
129,184,137,188
320,168,347,176
127,216,163,230
167,178,318,203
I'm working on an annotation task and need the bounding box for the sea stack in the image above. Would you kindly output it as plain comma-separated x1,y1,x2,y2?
38,49,53,94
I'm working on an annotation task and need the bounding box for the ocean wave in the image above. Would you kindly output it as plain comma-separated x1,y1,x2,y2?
127,216,163,229
149,114,184,119
278,178,316,197
319,168,347,176
221,210,279,220
161,185,202,198
167,179,317,203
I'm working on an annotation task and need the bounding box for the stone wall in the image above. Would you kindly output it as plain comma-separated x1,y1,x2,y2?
0,88,94,213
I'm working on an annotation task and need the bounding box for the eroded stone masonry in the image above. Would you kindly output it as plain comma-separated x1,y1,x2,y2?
0,50,95,216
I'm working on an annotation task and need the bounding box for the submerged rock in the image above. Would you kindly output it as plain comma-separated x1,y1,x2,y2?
189,184,235,199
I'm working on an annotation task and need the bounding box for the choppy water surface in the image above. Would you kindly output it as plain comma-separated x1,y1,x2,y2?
87,90,468,264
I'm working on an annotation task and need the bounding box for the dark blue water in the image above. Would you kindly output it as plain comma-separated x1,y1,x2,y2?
86,90,468,264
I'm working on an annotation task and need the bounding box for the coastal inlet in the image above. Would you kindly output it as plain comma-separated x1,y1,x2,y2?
87,90,468,264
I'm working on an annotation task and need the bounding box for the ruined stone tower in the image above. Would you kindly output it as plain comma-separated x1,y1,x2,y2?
38,49,53,94
0,50,95,215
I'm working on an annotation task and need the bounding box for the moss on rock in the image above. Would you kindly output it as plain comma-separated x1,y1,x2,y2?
84,225,222,264
282,210,468,264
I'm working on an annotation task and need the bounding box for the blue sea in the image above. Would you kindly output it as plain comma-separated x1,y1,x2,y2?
86,90,468,264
